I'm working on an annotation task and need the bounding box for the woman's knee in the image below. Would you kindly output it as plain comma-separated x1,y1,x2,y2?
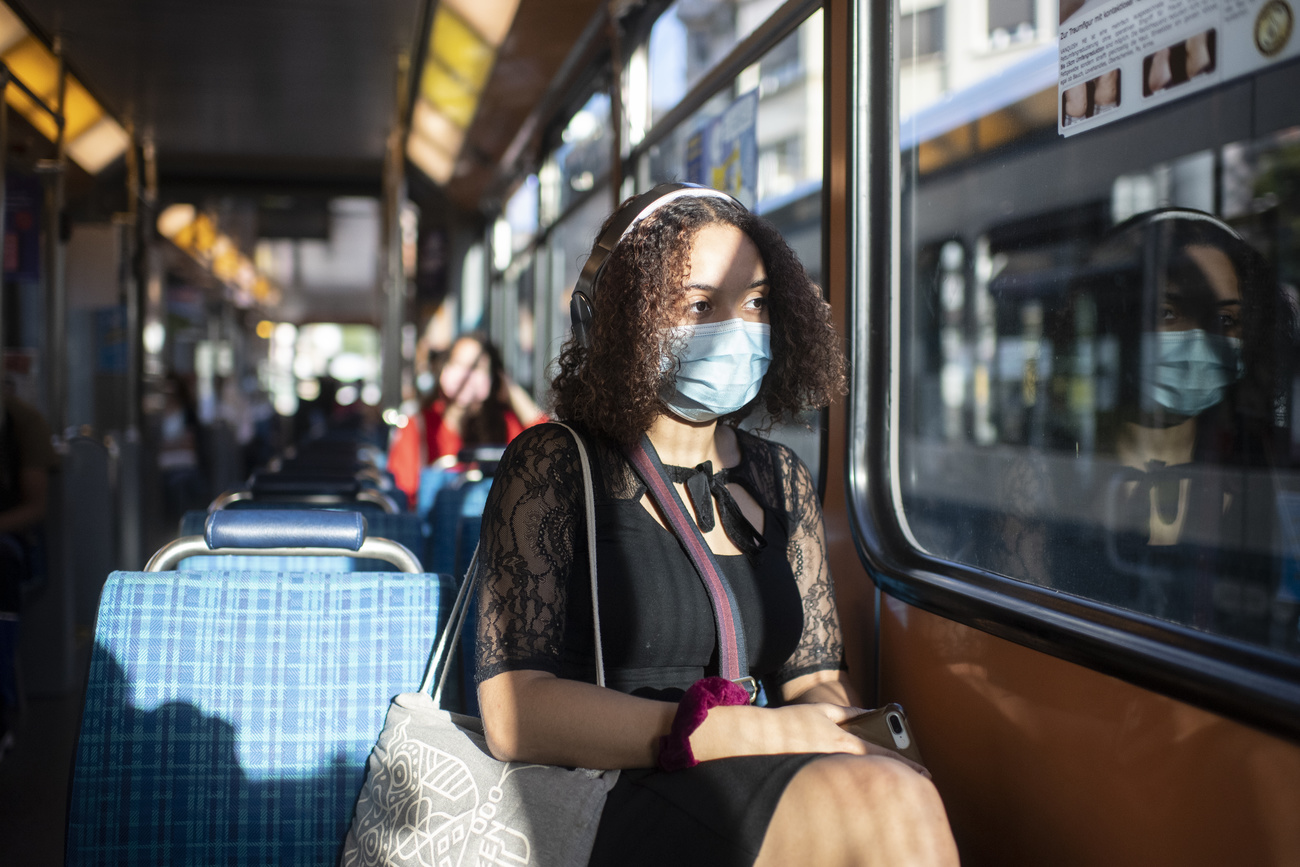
809,755,946,823
762,755,957,867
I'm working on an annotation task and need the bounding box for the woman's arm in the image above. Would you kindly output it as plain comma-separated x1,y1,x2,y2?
479,670,676,767
780,668,862,708
480,669,872,768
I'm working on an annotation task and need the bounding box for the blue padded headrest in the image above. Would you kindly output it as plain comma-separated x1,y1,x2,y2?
205,509,367,551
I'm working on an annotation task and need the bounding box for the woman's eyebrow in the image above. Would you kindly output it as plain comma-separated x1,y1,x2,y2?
682,277,770,290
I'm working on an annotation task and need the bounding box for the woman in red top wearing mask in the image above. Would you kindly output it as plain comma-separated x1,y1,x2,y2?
389,332,546,505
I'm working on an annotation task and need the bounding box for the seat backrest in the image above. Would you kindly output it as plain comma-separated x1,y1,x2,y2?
67,569,454,866
175,509,430,572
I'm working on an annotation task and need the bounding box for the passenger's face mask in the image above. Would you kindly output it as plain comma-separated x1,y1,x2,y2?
661,319,771,422
1139,329,1244,417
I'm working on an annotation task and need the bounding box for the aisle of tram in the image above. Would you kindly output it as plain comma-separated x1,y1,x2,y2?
0,1,543,862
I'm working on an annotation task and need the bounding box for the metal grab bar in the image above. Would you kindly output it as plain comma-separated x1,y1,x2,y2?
145,535,423,573
206,488,401,514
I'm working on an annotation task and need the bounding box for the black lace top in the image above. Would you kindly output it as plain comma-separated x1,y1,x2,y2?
473,423,845,698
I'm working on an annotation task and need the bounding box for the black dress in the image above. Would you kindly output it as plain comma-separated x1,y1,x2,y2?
474,423,846,866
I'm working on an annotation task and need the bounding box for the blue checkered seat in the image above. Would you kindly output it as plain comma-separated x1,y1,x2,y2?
66,567,455,865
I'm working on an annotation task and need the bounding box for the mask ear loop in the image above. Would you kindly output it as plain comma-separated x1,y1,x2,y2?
570,183,744,349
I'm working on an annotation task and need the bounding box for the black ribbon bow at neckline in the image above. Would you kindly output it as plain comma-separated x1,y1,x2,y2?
663,461,766,559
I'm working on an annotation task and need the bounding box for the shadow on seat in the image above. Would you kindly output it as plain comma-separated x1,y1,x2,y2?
66,569,455,865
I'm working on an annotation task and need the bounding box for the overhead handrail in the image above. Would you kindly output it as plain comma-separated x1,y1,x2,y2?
0,62,64,126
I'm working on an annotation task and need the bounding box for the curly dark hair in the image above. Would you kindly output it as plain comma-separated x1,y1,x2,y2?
551,192,845,444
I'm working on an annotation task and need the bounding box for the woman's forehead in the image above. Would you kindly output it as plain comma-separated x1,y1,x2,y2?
449,339,489,365
1167,244,1241,303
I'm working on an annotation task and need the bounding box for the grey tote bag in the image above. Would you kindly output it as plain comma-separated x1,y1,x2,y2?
341,423,619,867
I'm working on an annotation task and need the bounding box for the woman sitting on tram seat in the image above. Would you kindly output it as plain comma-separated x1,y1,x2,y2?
388,332,547,504
474,185,958,867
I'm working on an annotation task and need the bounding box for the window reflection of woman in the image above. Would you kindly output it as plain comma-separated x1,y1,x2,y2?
1095,209,1293,639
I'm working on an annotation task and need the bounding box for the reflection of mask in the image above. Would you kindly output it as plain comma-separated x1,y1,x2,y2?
1139,329,1243,416
661,319,771,422
440,365,491,406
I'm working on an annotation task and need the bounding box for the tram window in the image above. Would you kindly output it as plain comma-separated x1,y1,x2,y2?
986,0,1034,44
645,12,823,205
882,0,1300,662
540,187,611,381
900,4,944,61
556,93,612,214
647,0,776,127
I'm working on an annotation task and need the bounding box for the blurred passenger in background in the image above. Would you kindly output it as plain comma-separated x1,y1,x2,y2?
0,381,57,760
388,332,546,503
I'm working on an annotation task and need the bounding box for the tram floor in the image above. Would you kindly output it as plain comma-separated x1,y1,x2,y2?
0,640,91,867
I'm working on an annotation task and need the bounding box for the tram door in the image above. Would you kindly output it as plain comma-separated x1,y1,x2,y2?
835,0,1300,862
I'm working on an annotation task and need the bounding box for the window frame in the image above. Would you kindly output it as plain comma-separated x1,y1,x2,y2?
846,0,1300,742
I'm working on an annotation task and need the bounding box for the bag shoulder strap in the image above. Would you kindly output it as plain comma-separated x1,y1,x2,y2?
623,434,754,698
424,421,604,701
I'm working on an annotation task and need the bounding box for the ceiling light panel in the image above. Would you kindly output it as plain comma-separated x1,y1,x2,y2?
442,0,522,48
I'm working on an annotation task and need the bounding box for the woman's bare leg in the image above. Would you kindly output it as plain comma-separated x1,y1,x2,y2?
755,755,959,867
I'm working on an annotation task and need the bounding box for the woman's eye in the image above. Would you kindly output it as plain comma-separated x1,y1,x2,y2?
1218,312,1239,330
1160,305,1178,322
688,299,711,314
746,295,767,311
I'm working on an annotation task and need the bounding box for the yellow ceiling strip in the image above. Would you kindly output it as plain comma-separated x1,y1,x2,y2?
420,62,478,129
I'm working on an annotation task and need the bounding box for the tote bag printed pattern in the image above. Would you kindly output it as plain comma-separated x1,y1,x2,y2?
343,695,616,867
342,424,618,867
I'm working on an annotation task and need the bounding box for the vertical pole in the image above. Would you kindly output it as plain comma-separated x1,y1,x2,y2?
118,134,145,569
381,56,410,416
45,38,67,437
607,6,624,210
0,69,8,364
27,40,74,697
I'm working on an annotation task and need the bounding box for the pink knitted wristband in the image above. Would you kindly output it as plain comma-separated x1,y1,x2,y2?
656,676,753,772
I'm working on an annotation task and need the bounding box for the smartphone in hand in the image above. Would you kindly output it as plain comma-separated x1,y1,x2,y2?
838,702,925,768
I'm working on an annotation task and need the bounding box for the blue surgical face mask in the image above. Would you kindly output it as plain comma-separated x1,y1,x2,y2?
661,319,772,422
1139,329,1244,417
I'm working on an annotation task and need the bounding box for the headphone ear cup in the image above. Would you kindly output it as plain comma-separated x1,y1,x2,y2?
571,290,594,349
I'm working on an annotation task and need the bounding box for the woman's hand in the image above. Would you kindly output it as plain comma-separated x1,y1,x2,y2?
690,702,869,761
692,702,931,777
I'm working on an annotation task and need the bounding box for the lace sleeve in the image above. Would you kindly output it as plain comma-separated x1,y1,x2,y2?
770,443,847,684
473,424,584,682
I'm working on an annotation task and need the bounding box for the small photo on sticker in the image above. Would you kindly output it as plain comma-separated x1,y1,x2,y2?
1062,69,1121,127
1143,28,1217,97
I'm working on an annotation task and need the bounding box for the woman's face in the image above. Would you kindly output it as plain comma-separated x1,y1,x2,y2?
676,223,769,328
1158,243,1242,338
440,338,493,407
